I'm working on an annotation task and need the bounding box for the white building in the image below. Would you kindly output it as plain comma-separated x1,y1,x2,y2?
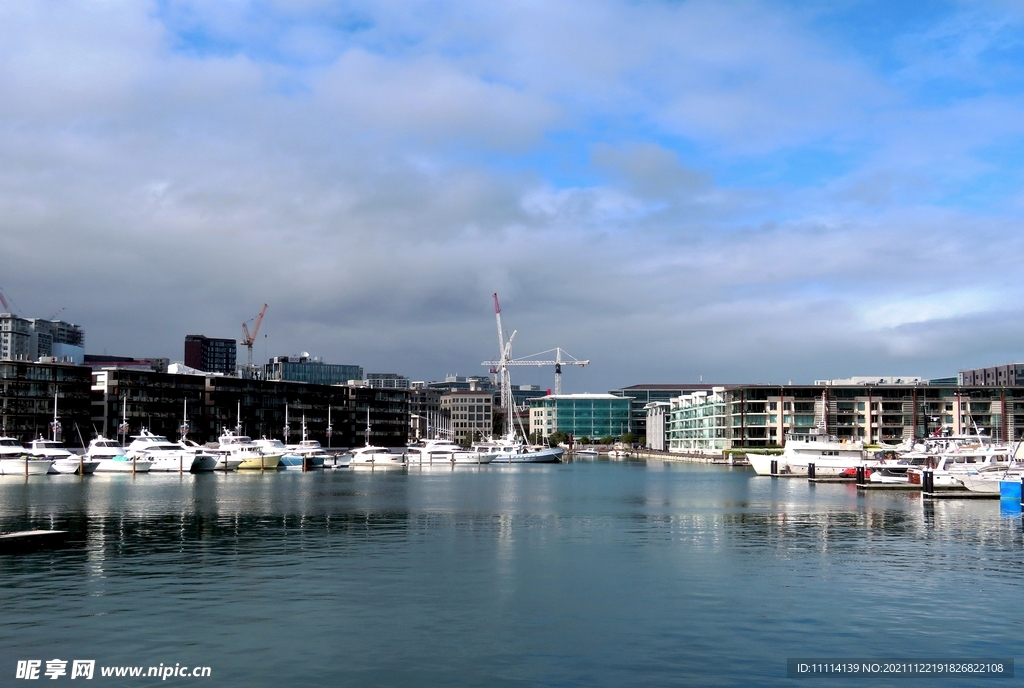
644,401,672,450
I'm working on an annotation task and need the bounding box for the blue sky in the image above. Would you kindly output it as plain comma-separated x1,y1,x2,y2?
2,1,1024,390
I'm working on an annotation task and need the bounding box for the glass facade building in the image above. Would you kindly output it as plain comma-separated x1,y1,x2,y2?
264,356,363,386
529,394,632,439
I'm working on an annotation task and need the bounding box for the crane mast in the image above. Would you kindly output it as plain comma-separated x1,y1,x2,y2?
241,303,268,371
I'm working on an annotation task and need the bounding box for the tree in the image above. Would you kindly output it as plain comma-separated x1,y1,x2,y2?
599,435,615,445
492,409,505,436
529,430,545,445
579,436,591,444
548,430,569,446
621,432,636,445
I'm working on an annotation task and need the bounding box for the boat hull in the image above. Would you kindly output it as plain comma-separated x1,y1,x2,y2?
748,453,866,476
489,448,563,463
93,457,152,473
50,458,100,475
237,455,282,470
0,458,53,475
279,454,325,470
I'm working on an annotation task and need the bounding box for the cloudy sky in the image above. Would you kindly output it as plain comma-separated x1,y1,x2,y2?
2,1,1023,391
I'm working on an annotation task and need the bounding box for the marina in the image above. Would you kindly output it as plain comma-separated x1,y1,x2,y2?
2,458,1022,686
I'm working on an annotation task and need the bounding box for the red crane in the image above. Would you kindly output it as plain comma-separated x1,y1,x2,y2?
241,303,268,369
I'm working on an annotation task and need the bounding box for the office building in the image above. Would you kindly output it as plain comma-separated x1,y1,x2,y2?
367,373,411,389
440,390,494,443
529,394,632,440
264,354,362,387
610,384,717,440
184,335,237,375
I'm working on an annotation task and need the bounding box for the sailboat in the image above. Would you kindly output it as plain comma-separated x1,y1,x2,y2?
176,399,219,471
37,390,99,475
278,413,326,469
474,294,562,463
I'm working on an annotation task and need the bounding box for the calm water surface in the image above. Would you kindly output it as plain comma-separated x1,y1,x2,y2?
1,460,1022,686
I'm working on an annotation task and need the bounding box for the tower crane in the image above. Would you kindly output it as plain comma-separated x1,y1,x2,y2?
241,303,268,369
482,347,589,396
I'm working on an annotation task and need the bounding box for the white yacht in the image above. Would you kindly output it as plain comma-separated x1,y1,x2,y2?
907,444,1015,488
347,446,407,468
27,438,98,475
278,434,329,470
85,436,152,473
178,439,229,471
407,439,491,466
0,436,52,475
126,430,215,472
218,430,280,470
321,450,351,469
471,434,563,463
748,427,867,477
959,463,1024,493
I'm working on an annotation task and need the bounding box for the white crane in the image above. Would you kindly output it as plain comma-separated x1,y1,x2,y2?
482,347,589,396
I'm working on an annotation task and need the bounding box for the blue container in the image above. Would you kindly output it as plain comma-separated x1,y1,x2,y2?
999,480,1022,501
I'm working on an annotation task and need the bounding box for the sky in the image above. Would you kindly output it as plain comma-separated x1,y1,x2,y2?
2,0,1024,392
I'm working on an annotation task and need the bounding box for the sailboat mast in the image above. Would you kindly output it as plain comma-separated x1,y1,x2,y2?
52,389,59,441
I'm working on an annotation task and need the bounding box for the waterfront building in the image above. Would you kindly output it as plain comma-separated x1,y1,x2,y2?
440,390,494,443
367,373,411,389
264,354,363,386
529,394,632,441
0,361,92,443
409,387,444,440
183,335,237,375
609,384,717,440
92,369,408,447
644,401,672,450
666,381,1024,453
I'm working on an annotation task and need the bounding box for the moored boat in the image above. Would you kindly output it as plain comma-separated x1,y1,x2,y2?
85,436,152,472
408,439,491,466
219,430,280,470
348,446,407,468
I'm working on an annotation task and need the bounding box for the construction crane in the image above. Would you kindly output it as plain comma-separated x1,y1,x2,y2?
241,303,268,369
483,347,589,396
483,293,589,396
0,288,12,314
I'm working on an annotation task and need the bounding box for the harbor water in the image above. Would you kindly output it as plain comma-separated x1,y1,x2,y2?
1,460,1022,686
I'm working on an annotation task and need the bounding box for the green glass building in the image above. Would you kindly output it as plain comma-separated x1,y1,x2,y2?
529,394,632,439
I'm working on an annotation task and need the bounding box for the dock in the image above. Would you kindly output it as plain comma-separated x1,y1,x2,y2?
0,530,69,555
923,491,1000,500
808,477,857,483
856,483,922,491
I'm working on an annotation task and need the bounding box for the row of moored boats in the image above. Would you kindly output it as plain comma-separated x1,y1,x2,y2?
0,430,563,476
746,428,1024,493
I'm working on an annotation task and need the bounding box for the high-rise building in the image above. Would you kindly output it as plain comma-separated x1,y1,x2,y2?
0,314,84,363
184,335,237,375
